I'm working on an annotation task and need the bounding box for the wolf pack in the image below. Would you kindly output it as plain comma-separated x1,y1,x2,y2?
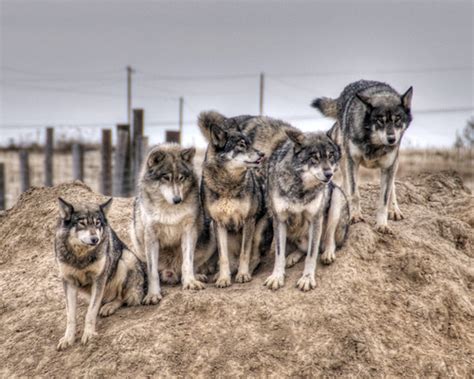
54,79,413,349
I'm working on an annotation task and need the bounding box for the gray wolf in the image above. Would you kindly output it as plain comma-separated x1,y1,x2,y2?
131,144,216,303
264,129,350,291
199,111,272,287
55,197,145,350
312,80,413,232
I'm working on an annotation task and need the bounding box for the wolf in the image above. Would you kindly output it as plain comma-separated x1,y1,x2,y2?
131,144,216,303
264,129,350,291
55,197,145,350
312,80,413,232
198,111,272,287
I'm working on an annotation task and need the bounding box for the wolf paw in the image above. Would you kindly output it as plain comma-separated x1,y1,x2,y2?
376,224,393,235
142,292,163,305
351,213,365,224
320,249,336,265
57,335,75,351
296,274,316,292
81,329,98,345
235,272,252,283
215,276,232,288
99,302,121,317
195,274,208,283
388,209,404,221
285,252,303,268
264,273,285,290
182,278,206,290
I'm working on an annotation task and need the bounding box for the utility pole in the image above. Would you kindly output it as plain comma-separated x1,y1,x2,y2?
126,66,133,125
259,72,265,116
179,97,184,145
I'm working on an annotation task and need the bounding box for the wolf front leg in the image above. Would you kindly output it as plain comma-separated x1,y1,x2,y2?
215,223,232,288
143,226,162,304
235,218,256,283
345,154,364,223
57,280,78,350
81,275,106,345
388,160,404,221
264,219,287,290
181,226,205,290
297,215,323,291
376,163,397,233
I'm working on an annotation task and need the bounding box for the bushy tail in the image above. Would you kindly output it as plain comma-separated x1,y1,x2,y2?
197,111,226,141
311,97,338,119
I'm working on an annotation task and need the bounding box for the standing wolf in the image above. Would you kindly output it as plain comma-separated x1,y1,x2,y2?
264,130,350,291
199,112,271,287
312,80,413,232
55,198,145,350
131,144,216,303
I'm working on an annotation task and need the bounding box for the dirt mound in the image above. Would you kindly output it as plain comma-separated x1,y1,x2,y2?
1,172,473,377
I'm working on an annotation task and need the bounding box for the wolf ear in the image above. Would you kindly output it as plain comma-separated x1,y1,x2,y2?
58,197,74,220
326,123,341,145
147,150,165,168
356,93,374,111
180,147,196,163
209,124,227,148
286,129,305,153
401,86,413,111
100,198,113,216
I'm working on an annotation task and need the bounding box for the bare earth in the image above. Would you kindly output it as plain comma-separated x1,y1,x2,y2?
0,171,473,377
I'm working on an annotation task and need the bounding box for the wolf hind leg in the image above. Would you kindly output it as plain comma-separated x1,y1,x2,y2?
99,299,123,317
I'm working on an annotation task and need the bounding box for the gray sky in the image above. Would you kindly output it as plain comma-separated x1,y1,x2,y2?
0,0,472,147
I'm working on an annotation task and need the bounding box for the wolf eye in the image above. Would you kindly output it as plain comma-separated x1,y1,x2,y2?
95,220,102,227
178,175,186,182
162,174,171,181
310,156,319,164
394,115,401,122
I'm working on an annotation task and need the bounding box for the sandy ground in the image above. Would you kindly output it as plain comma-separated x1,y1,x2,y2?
0,171,473,377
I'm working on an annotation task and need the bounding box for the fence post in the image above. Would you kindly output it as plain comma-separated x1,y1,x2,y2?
132,109,144,186
101,129,112,196
0,163,5,210
19,150,30,193
114,125,130,197
72,143,84,181
44,127,54,186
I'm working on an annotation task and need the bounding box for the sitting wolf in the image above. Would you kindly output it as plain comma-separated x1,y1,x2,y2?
312,80,413,232
264,129,350,291
131,144,216,303
55,198,145,350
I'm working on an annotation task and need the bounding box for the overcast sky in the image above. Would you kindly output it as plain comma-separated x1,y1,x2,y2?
0,0,472,147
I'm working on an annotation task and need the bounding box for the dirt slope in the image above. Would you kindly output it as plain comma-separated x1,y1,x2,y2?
0,172,473,377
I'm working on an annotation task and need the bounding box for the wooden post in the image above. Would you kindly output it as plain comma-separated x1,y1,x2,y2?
259,72,265,116
127,66,133,125
132,109,144,185
44,127,54,186
179,97,184,145
114,124,130,197
19,150,30,193
72,143,84,181
0,163,5,210
101,129,112,195
166,131,180,143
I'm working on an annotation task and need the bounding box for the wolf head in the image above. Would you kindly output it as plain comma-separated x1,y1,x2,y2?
58,197,112,248
198,111,264,170
143,144,197,205
356,87,413,147
285,129,341,187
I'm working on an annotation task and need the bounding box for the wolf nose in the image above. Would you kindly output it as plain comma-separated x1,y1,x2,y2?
387,135,396,144
173,196,182,204
90,236,99,245
324,170,333,180
258,151,265,158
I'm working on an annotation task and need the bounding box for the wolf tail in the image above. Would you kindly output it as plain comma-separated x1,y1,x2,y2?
311,97,338,119
198,111,227,141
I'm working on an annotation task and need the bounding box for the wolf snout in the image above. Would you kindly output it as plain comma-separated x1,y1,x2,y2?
173,196,182,204
387,135,396,144
323,170,333,180
89,236,99,245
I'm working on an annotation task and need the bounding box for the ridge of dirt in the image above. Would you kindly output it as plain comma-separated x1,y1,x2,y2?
0,171,473,377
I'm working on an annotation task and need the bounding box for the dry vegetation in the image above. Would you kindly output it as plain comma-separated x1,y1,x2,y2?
0,171,472,377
